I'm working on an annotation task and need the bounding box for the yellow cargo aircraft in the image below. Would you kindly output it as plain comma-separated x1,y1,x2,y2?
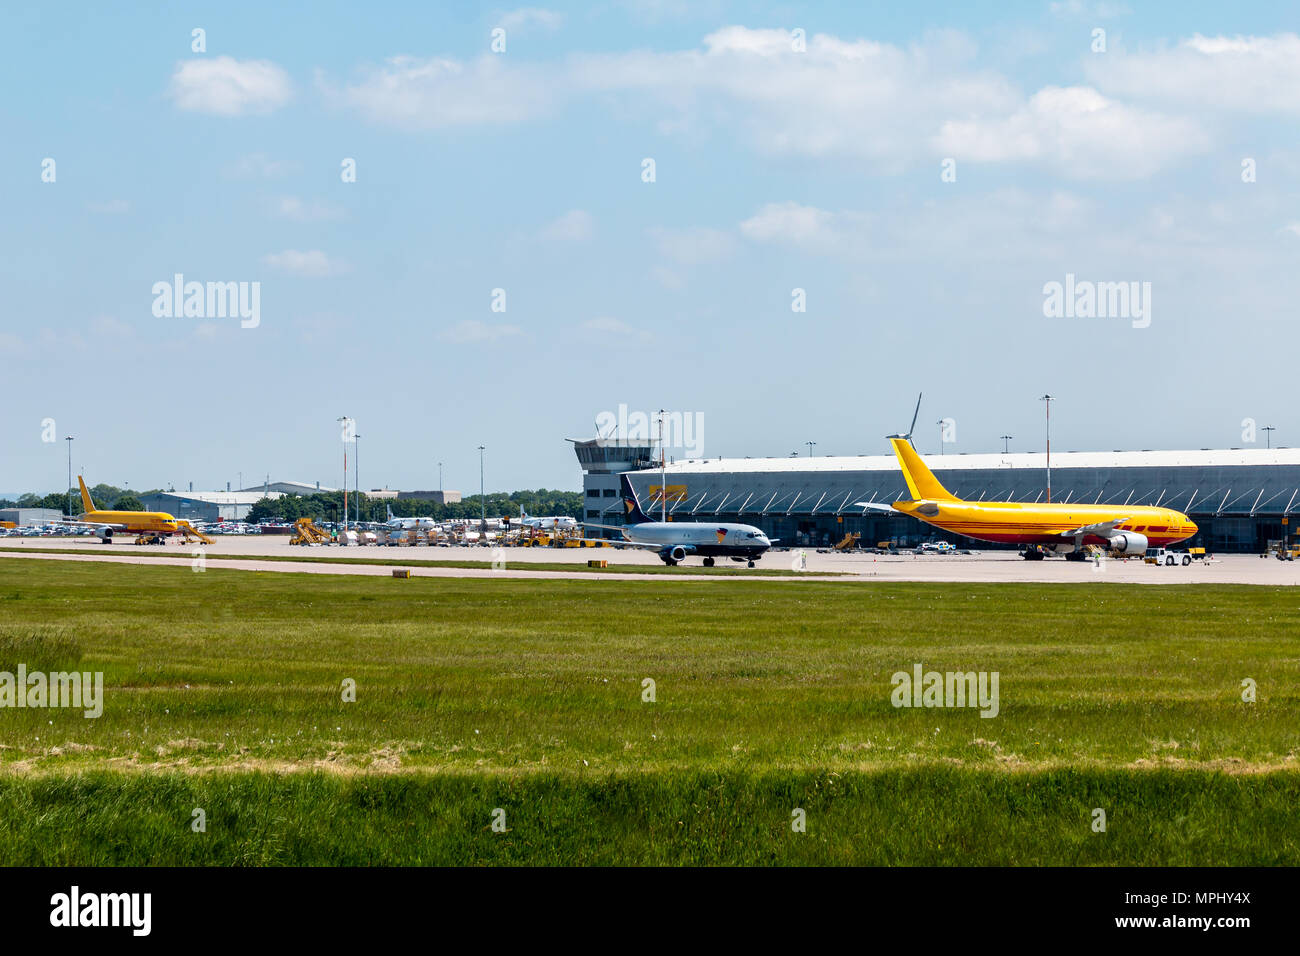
863,399,1197,560
62,477,205,544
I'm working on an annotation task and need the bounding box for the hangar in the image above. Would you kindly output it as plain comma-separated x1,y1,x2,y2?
576,440,1300,553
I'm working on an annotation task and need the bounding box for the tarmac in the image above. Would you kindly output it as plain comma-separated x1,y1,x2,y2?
1,536,1297,585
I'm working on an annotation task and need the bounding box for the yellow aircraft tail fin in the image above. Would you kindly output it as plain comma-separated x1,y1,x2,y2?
77,476,96,513
890,438,959,502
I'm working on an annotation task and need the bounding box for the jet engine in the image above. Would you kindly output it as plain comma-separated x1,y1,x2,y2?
1106,531,1148,554
669,545,689,563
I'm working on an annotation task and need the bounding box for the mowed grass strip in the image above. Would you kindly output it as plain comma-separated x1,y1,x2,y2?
0,546,834,576
1,557,1298,864
1,768,1296,865
1,558,1298,774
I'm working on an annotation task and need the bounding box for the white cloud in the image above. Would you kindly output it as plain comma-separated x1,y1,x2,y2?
89,315,135,338
1048,1,1130,18
1088,33,1300,115
1282,223,1300,239
169,56,292,116
275,196,343,222
650,266,685,290
262,250,348,277
568,27,1017,167
935,85,1207,179
330,55,553,128
228,153,298,178
649,226,735,264
324,25,1215,178
499,8,562,31
582,316,650,341
439,319,523,343
740,201,839,245
540,209,594,241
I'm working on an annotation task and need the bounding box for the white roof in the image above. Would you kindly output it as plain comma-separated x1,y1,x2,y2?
150,491,280,504
657,447,1300,475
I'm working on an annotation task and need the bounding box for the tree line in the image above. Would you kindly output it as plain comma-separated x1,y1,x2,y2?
0,486,583,522
244,489,583,525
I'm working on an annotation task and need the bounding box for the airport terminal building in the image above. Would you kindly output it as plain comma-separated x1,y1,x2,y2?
574,439,1300,553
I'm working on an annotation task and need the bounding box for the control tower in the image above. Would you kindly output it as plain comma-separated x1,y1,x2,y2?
569,437,655,538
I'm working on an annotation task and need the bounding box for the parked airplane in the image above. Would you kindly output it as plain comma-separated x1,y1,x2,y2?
864,405,1197,560
384,505,438,531
585,474,773,567
61,477,204,543
518,506,577,531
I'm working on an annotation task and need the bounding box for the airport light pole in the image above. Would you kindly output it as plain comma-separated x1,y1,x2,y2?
1040,395,1054,503
355,434,360,524
936,420,945,456
337,416,351,529
438,462,443,495
478,445,486,535
1263,426,1275,450
65,436,74,515
805,441,816,458
1001,434,1013,454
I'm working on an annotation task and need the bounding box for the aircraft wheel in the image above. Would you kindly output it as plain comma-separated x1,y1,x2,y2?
747,560,755,568
703,557,714,567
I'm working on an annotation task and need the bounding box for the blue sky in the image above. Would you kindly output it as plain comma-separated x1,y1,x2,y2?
2,1,1299,496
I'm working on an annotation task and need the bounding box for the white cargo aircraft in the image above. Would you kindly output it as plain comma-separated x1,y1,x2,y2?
384,505,438,531
518,506,577,531
585,474,773,567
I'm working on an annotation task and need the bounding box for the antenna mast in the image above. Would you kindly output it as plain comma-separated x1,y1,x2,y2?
658,409,667,521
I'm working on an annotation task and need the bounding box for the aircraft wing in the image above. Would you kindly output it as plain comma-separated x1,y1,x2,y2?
1060,518,1131,538
57,518,128,530
854,501,900,514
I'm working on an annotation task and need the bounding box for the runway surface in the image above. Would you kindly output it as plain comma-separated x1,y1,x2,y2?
1,537,1296,584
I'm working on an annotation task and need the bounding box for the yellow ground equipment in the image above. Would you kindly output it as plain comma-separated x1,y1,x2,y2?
176,520,214,545
290,518,332,545
833,532,860,551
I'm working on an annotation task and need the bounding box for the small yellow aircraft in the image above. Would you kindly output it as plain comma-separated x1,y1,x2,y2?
864,398,1197,560
63,477,207,544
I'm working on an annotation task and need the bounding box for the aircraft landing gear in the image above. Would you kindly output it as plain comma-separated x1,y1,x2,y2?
747,560,755,568
703,557,715,567
1022,546,1045,561
1064,549,1086,562
662,557,677,566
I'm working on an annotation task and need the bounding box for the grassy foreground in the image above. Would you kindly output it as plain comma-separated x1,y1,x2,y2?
1,557,1297,865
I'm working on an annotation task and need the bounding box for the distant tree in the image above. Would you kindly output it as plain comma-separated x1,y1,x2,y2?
38,493,72,514
113,494,144,512
16,493,40,507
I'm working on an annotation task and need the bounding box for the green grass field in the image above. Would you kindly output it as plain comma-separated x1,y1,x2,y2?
1,556,1297,865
